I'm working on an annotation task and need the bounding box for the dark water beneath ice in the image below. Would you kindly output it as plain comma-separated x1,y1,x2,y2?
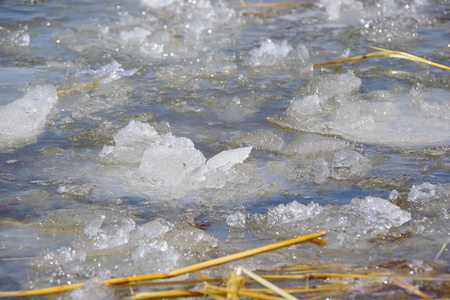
0,0,449,297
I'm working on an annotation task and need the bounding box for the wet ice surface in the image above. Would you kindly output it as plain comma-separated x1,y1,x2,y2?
0,0,449,297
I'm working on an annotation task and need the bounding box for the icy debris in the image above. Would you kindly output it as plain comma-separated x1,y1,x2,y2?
267,201,323,225
139,0,178,9
99,120,159,166
348,196,411,235
57,183,97,199
317,0,363,21
408,182,437,202
284,134,349,157
32,214,219,284
246,40,293,67
331,150,372,179
227,211,247,228
139,135,206,186
298,71,362,99
64,277,112,300
206,147,252,171
252,196,411,247
91,218,136,250
76,61,137,84
313,158,330,184
231,130,285,153
100,121,257,196
0,84,58,147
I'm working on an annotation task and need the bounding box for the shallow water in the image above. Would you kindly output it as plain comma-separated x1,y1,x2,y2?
0,0,449,298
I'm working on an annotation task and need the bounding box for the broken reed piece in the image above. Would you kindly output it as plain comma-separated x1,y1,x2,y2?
0,231,327,298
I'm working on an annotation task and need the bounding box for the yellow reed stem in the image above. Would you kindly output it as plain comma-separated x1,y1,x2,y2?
229,2,311,8
314,47,450,70
237,267,297,300
132,290,205,300
391,278,433,300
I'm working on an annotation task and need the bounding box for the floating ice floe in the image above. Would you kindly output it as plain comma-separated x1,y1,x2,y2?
0,84,58,147
99,121,264,199
271,71,450,147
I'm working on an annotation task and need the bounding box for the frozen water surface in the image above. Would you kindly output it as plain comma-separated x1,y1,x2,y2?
0,0,449,297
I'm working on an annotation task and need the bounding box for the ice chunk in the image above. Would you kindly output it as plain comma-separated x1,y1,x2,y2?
140,0,178,8
139,135,206,186
206,146,252,170
408,182,437,202
284,134,349,157
231,130,285,153
267,201,323,225
64,277,112,300
0,84,58,147
332,150,372,179
313,158,330,184
138,218,174,240
227,211,247,228
91,218,136,250
296,71,361,99
246,40,293,67
57,183,97,199
349,196,411,234
99,120,159,166
318,0,363,21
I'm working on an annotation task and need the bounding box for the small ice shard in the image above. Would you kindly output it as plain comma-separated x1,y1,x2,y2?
332,150,372,179
284,134,349,156
246,39,293,67
99,120,159,166
206,146,252,170
349,196,411,234
140,0,178,9
267,201,323,225
313,158,330,184
0,84,58,147
231,130,285,153
65,277,112,300
408,182,437,202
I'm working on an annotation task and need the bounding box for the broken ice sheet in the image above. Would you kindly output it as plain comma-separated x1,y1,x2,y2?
272,71,450,148
251,196,411,249
0,84,58,147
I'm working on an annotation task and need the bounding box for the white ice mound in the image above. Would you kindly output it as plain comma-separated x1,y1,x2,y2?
349,196,411,234
99,120,159,166
246,39,293,67
206,146,252,170
0,84,58,147
139,135,206,186
100,121,254,192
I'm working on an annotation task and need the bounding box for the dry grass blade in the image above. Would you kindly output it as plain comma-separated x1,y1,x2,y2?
435,243,447,260
391,278,434,300
314,47,450,70
237,267,297,300
132,290,205,300
228,2,311,9
0,231,326,298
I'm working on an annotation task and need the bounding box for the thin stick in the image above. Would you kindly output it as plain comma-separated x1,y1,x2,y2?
0,231,327,298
